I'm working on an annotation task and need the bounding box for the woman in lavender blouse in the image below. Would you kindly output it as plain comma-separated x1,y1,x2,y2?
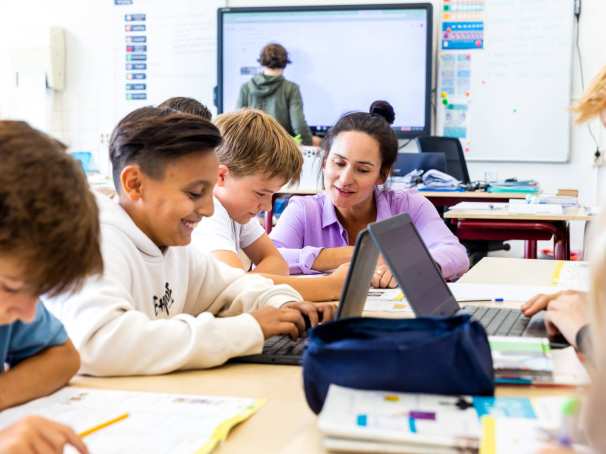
269,102,469,287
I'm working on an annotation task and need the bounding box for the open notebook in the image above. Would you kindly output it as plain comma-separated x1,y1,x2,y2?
0,387,263,454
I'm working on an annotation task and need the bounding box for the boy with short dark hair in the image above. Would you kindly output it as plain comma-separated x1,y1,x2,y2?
158,96,212,121
48,107,334,377
0,121,103,453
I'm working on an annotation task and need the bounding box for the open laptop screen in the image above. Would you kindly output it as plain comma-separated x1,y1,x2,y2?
368,214,459,317
336,229,379,320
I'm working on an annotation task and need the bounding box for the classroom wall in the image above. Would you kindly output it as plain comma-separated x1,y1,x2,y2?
1,0,605,253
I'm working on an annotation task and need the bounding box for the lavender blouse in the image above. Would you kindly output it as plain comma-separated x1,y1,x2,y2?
269,188,469,279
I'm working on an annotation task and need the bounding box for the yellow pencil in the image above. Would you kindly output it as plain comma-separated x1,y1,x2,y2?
78,412,129,438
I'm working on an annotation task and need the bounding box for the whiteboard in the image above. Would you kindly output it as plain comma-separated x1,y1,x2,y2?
436,0,574,162
108,0,223,121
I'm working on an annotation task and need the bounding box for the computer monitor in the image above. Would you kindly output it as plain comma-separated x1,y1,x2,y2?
391,152,447,178
217,4,433,139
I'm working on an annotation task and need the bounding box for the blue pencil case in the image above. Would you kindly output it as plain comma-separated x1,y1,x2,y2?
302,314,494,414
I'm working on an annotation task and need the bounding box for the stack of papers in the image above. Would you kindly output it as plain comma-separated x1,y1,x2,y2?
528,194,579,207
448,202,509,211
487,180,539,194
447,201,565,215
489,337,553,384
418,169,462,191
318,385,571,453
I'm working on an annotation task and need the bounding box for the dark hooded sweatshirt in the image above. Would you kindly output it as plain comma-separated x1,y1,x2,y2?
237,74,313,146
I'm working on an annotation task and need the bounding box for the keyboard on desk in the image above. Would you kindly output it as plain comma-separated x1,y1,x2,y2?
234,307,532,366
232,335,308,365
466,305,529,336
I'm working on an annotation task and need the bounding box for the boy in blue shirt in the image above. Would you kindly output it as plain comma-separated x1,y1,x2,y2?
0,121,102,453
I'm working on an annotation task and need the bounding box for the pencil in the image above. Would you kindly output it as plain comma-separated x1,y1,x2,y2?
78,412,129,438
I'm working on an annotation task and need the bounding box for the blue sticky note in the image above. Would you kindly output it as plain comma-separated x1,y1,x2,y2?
356,414,368,427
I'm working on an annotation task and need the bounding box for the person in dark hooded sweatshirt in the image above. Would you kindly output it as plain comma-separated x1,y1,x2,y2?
237,43,320,146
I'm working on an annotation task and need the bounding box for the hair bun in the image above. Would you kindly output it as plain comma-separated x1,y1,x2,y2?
369,100,395,125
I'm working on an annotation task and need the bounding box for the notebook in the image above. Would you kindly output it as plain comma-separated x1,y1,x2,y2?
318,384,568,454
0,387,263,454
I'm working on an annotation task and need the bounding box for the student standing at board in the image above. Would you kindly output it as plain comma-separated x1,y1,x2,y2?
237,43,320,146
270,102,469,286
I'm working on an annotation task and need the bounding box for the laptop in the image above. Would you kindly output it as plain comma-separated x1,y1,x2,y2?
232,225,380,365
366,213,557,342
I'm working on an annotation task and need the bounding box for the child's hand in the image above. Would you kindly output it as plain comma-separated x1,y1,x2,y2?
522,290,586,317
283,301,336,327
251,306,306,339
325,263,349,299
0,416,88,454
536,445,576,454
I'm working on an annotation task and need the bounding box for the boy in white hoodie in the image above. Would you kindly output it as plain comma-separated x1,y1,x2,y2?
47,107,334,377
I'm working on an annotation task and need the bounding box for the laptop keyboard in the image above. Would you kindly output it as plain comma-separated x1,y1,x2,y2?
262,335,308,357
466,305,529,336
260,307,528,360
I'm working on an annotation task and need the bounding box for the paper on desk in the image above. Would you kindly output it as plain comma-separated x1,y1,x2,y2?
448,283,561,303
0,387,263,454
481,395,578,454
448,202,509,211
507,203,563,215
552,347,590,386
554,261,590,291
365,280,589,312
364,283,563,312
364,288,412,312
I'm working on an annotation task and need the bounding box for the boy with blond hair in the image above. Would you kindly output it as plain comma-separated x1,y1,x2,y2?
192,108,347,301
0,121,103,453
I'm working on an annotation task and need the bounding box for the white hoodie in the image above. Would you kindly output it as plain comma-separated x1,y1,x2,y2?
46,194,303,376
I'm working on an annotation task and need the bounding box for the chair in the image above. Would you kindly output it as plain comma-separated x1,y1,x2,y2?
391,152,447,178
416,136,471,184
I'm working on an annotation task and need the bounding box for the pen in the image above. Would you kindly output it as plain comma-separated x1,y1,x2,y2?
78,412,129,438
457,298,504,303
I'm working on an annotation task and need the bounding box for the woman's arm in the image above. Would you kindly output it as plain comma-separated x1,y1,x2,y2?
270,197,323,274
311,247,354,272
0,340,79,410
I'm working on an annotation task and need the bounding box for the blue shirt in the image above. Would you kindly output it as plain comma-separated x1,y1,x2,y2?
0,303,68,370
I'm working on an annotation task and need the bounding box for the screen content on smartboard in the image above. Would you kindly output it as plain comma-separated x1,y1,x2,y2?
218,4,432,138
